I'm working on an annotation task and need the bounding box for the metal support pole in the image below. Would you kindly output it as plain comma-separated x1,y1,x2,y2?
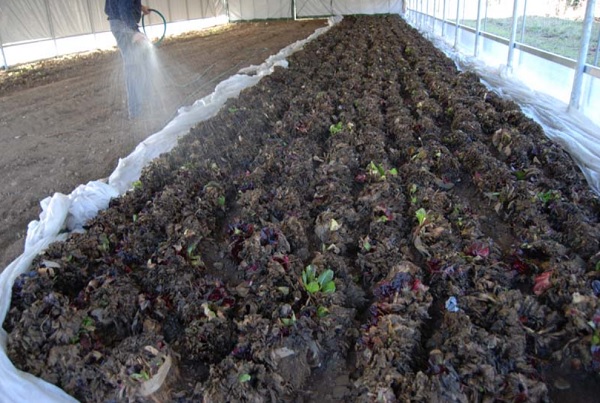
293,0,297,20
86,0,97,43
44,0,59,57
412,0,415,24
594,23,600,66
416,0,419,26
417,0,420,23
413,0,416,25
474,0,483,56
483,0,488,31
86,0,95,34
442,0,447,36
414,0,417,21
0,32,7,69
426,0,430,27
87,0,98,40
507,0,520,70
569,0,596,111
0,5,8,69
520,0,527,42
0,45,6,69
454,0,461,49
185,0,190,21
414,0,417,22
434,0,437,31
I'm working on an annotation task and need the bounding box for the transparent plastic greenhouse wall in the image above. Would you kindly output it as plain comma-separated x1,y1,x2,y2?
405,0,600,195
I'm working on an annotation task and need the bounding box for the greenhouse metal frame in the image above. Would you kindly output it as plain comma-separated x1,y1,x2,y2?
405,0,599,116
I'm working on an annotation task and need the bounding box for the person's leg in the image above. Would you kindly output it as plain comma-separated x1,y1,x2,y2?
110,21,143,118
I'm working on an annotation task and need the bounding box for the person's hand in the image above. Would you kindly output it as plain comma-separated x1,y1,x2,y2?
141,5,151,15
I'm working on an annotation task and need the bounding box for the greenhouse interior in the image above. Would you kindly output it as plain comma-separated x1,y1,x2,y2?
1,0,600,401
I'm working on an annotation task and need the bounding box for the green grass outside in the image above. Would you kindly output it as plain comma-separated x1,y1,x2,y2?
462,16,600,65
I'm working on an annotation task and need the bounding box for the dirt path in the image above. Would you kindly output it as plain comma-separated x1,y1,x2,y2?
0,19,328,271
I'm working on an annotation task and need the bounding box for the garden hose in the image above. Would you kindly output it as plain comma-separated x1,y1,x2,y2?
142,8,166,46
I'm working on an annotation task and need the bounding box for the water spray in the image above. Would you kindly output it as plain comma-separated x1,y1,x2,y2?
137,7,243,111
142,8,167,46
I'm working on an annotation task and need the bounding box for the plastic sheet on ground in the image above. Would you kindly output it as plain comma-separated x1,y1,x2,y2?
0,17,338,402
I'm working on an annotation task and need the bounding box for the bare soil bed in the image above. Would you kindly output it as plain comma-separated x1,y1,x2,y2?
4,15,600,402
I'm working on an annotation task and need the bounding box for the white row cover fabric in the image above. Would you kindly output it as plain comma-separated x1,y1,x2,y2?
0,17,338,402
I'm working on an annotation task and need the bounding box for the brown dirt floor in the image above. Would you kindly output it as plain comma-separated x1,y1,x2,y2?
0,19,328,271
